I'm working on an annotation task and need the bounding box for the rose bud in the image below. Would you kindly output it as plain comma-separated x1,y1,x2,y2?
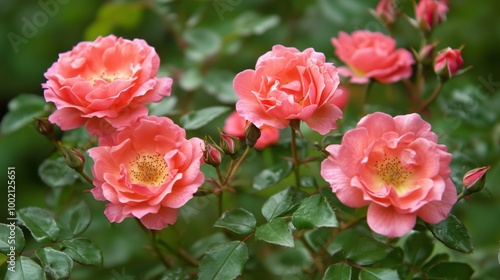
219,131,241,158
244,122,261,148
463,166,489,195
373,0,398,25
417,43,436,64
416,0,449,33
203,140,224,167
434,47,464,80
34,117,55,139
59,143,85,172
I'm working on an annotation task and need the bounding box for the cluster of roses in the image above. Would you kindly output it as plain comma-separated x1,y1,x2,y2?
42,0,474,237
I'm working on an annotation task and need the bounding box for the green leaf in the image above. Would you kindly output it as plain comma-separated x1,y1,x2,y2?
1,93,46,134
359,267,399,280
180,106,230,130
292,194,338,229
179,68,203,91
263,242,313,276
198,241,248,280
203,70,239,104
214,208,256,235
403,231,434,266
252,161,293,191
233,12,280,36
189,232,229,259
255,218,294,248
0,224,25,254
330,229,392,265
427,213,474,254
422,253,450,272
183,28,222,62
5,256,46,280
84,2,143,40
17,207,60,243
261,187,306,221
38,157,78,188
148,96,178,116
323,263,352,280
0,253,6,266
57,201,91,236
427,262,474,280
304,228,331,252
36,247,73,280
62,238,102,267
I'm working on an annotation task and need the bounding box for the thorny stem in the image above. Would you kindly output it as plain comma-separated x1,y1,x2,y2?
290,126,302,188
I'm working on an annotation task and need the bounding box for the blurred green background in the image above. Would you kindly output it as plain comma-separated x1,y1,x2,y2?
1,0,500,279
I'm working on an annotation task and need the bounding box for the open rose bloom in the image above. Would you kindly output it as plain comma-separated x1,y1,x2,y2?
88,116,204,230
332,31,414,84
43,35,172,137
234,45,342,135
321,112,457,237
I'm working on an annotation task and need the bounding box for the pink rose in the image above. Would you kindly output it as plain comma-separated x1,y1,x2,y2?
321,112,457,237
434,47,463,79
416,0,448,31
331,31,415,84
330,85,349,110
234,45,342,135
88,116,204,230
375,0,398,24
223,111,279,150
43,35,172,137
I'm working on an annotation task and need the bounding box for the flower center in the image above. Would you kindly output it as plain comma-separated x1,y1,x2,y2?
375,155,412,194
89,71,128,85
129,152,168,187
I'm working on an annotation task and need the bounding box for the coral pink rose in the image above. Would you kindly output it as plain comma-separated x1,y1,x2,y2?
43,35,172,137
330,85,349,110
332,31,415,84
434,47,463,79
88,116,204,230
321,112,457,237
416,0,448,31
224,111,279,150
234,45,342,135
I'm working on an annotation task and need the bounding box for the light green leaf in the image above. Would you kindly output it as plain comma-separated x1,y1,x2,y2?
403,231,434,266
0,224,25,254
84,2,143,41
427,213,474,254
179,68,203,91
1,94,47,134
233,12,280,36
292,194,338,229
203,70,239,104
180,106,230,130
427,262,474,280
5,256,46,280
62,238,102,267
57,201,91,236
323,263,352,280
359,267,399,280
255,218,294,248
183,28,222,62
198,241,248,280
261,187,306,221
17,207,60,243
36,247,73,280
148,96,178,116
38,157,78,188
214,208,256,235
253,161,293,191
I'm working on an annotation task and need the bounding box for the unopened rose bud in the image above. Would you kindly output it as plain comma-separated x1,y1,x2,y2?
244,122,261,148
203,140,224,167
416,0,448,33
34,117,55,139
373,0,398,25
434,47,464,80
219,131,241,158
417,43,436,64
59,143,85,173
462,166,489,195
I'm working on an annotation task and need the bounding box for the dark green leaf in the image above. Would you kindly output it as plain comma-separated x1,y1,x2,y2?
421,253,450,272
292,194,338,229
17,207,60,243
427,213,474,254
427,262,474,280
179,68,203,91
214,208,256,235
330,229,391,265
0,224,25,254
198,241,248,280
180,106,230,130
233,12,280,36
148,96,179,116
255,218,294,248
189,232,229,259
323,263,352,280
299,176,317,189
1,93,46,134
36,247,73,280
183,28,222,62
263,242,313,276
57,201,91,236
252,161,293,191
203,70,239,104
359,267,399,280
62,238,102,267
304,228,332,252
375,247,404,269
38,157,78,188
403,231,434,266
261,187,306,221
5,256,46,280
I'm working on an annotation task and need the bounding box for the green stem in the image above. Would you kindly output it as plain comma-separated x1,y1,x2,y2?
224,145,251,185
78,170,94,186
359,81,373,116
457,192,466,201
418,82,443,112
290,126,301,188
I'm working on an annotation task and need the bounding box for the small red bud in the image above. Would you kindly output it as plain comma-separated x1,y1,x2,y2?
203,140,224,167
34,117,55,139
434,47,464,80
219,131,241,157
59,143,85,173
462,166,489,195
244,122,261,148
